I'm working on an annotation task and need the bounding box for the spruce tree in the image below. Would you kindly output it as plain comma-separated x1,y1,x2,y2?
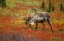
0,0,6,8
48,0,52,12
60,3,63,11
52,1,54,12
63,7,64,13
41,1,45,10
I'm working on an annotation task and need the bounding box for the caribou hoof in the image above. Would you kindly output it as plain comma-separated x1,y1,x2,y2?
51,30,54,32
42,29,44,31
42,29,45,31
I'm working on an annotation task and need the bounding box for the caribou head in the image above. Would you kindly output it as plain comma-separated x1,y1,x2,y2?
25,16,32,25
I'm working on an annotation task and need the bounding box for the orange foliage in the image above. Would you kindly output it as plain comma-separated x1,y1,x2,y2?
0,1,64,41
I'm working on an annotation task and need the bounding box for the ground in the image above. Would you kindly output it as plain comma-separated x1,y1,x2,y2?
0,0,64,41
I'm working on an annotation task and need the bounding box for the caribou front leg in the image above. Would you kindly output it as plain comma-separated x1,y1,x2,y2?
29,24,33,30
29,24,31,28
35,21,38,30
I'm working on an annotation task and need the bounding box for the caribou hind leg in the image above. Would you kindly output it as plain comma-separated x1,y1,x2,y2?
47,18,53,32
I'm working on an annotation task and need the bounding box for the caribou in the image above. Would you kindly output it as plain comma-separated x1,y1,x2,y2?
24,8,53,32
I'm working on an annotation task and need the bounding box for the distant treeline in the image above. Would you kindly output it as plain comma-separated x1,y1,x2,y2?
0,0,64,12
41,0,64,12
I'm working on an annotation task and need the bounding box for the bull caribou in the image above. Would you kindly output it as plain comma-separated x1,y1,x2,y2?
24,8,53,32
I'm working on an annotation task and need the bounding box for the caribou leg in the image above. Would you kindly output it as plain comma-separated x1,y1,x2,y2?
29,24,33,30
35,21,38,30
47,19,53,32
42,23,45,30
29,24,31,28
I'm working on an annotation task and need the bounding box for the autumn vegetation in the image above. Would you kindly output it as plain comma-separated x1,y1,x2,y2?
0,0,64,41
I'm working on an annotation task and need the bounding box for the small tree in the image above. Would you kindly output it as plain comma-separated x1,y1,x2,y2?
60,2,63,11
52,1,54,12
48,0,52,12
41,1,45,10
63,7,64,13
0,0,6,8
